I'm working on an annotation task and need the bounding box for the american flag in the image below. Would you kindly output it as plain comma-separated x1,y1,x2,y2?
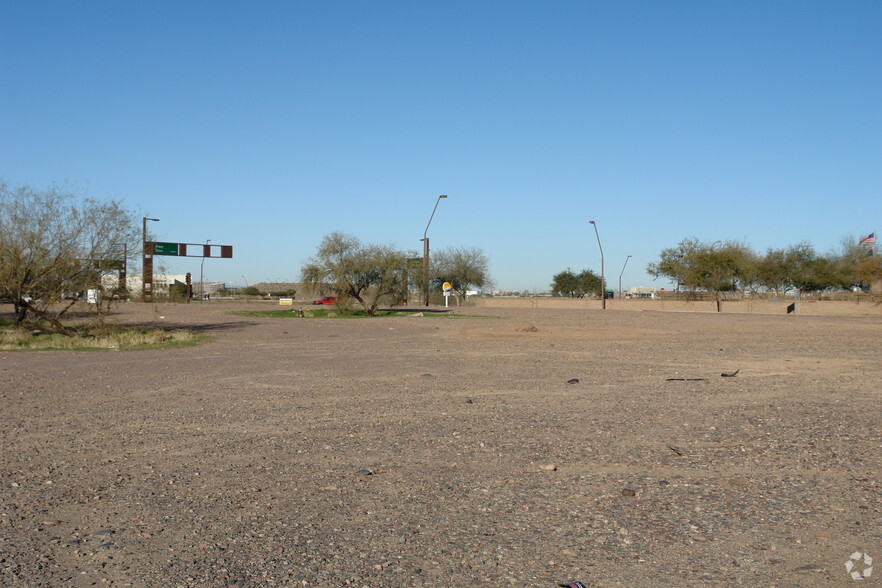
859,232,875,245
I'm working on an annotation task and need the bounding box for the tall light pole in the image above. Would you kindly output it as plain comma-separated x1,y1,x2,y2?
241,275,249,288
619,255,632,299
421,194,447,306
142,217,159,302
200,239,211,297
588,220,605,310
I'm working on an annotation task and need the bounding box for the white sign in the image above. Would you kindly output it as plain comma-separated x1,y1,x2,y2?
846,552,873,580
279,298,293,305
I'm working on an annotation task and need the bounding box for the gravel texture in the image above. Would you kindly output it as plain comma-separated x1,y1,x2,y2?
1,301,880,586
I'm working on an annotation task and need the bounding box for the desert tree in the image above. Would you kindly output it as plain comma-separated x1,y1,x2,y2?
854,255,882,291
300,232,412,316
0,181,140,335
646,238,702,292
648,238,753,310
431,246,491,303
550,268,601,298
782,242,852,293
754,248,790,295
830,235,874,291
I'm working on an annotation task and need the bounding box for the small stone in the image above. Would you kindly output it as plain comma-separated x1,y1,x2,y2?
41,520,63,526
355,469,374,476
794,564,823,573
621,488,636,497
566,378,580,384
539,464,557,472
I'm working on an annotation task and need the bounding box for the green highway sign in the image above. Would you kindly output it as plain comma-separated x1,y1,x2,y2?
153,242,180,256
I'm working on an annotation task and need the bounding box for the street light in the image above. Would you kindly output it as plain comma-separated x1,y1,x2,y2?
421,194,448,306
142,217,159,302
241,275,249,288
619,255,632,299
200,239,211,297
588,220,605,310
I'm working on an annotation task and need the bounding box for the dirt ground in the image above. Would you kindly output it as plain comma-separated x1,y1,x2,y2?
1,301,880,587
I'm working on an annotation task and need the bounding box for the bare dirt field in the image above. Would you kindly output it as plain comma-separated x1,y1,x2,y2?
1,301,880,586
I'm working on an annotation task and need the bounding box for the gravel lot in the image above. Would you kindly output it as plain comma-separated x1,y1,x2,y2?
1,301,880,586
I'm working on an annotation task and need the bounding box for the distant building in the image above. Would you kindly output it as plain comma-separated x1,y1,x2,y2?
121,274,225,296
626,286,657,299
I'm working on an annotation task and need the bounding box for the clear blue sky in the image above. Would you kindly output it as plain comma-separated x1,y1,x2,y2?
3,1,880,291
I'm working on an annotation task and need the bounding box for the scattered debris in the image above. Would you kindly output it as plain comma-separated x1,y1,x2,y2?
566,378,580,384
721,369,740,377
666,378,706,381
516,324,538,332
667,445,686,456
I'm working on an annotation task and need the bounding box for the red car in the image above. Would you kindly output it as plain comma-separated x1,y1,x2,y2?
312,296,338,305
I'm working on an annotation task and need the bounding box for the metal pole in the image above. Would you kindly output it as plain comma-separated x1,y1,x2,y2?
619,255,632,299
422,237,429,306
422,194,447,306
200,239,211,297
142,217,159,302
589,220,605,310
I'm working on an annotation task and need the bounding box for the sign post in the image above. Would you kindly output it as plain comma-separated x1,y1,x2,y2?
442,281,452,308
142,241,234,302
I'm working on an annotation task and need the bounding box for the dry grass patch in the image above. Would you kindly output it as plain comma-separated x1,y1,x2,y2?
0,326,200,351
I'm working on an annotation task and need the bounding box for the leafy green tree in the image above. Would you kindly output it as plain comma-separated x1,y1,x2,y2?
0,181,139,335
646,238,702,291
855,255,882,291
754,248,789,295
783,242,852,292
300,232,412,316
648,238,755,310
431,246,491,302
551,268,601,298
687,241,751,294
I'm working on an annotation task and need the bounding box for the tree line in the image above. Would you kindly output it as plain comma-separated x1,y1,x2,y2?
552,237,880,301
647,237,881,295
